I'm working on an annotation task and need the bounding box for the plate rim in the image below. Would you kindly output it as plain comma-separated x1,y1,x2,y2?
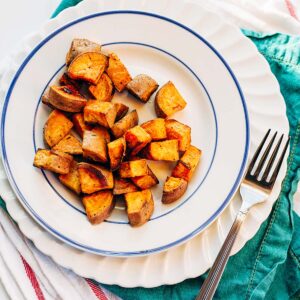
0,10,250,256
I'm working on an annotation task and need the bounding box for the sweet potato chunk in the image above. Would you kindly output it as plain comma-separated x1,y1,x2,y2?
84,101,117,128
52,134,82,155
47,85,87,113
111,110,138,138
68,52,108,85
141,118,167,141
72,113,93,138
44,110,73,147
82,128,108,163
131,166,159,190
82,190,114,224
119,159,148,178
66,38,101,66
127,74,158,102
141,140,179,161
124,126,151,155
33,149,72,174
113,178,138,195
78,163,113,194
114,103,129,121
59,161,81,194
165,119,191,153
106,52,131,92
125,190,154,227
162,176,188,204
172,145,202,181
107,137,126,171
155,81,187,118
89,73,114,102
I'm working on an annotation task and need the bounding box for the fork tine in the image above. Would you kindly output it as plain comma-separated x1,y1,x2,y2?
247,129,271,175
261,134,283,181
253,131,277,178
269,137,290,187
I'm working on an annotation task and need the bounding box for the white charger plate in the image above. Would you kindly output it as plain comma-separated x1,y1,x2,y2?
0,1,287,286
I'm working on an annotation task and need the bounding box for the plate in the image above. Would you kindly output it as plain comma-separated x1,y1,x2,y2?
0,0,289,286
0,3,250,255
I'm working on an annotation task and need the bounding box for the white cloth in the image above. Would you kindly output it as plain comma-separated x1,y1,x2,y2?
0,0,299,299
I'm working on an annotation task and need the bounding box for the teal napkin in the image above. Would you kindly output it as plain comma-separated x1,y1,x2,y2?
1,1,300,299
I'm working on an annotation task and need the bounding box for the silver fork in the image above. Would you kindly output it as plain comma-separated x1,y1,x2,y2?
196,129,290,300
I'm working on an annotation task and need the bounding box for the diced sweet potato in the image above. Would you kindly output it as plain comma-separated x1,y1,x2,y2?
59,161,81,194
131,166,159,190
47,85,87,113
82,128,108,163
89,73,114,102
52,134,82,155
155,81,187,118
111,110,138,138
106,52,131,92
44,110,73,147
113,178,138,195
125,189,154,226
141,118,167,141
165,119,191,153
78,163,114,194
107,137,126,171
82,190,114,224
84,101,117,128
72,113,93,138
141,140,179,161
124,126,151,156
162,176,188,204
127,74,158,102
68,52,108,85
33,149,72,174
114,103,129,121
119,159,148,178
66,38,101,66
172,145,202,181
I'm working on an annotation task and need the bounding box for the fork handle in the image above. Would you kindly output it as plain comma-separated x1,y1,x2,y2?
196,211,247,300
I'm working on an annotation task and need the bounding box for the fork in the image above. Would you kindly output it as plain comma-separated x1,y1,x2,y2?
196,129,290,300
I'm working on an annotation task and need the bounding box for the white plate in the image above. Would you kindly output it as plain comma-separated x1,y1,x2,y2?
0,2,250,256
0,0,289,287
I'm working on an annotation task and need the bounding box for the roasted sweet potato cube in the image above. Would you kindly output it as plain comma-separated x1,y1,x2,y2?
72,113,93,138
127,74,158,102
82,128,108,163
141,118,167,141
89,73,114,102
165,119,191,152
78,163,114,194
125,189,154,226
114,103,129,121
66,38,101,66
111,110,138,138
68,52,108,85
155,81,187,118
119,159,148,178
141,140,179,161
107,137,126,171
113,178,138,195
106,52,131,92
52,134,82,155
82,190,115,224
162,176,188,204
44,110,73,147
172,145,202,181
124,126,151,155
59,161,81,194
84,101,117,128
33,149,72,174
131,166,159,190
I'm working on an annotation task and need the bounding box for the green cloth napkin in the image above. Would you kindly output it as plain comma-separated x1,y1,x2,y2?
1,1,300,299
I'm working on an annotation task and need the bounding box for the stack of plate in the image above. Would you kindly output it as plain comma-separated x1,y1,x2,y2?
0,0,288,287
